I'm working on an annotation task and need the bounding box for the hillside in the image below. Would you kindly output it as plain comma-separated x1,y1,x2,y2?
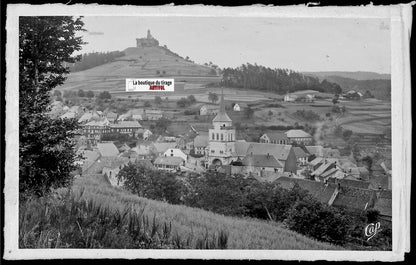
71,173,341,250
303,72,391,100
303,71,390,81
59,45,221,92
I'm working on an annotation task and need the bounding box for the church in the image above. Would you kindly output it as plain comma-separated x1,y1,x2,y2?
206,92,297,173
207,92,236,166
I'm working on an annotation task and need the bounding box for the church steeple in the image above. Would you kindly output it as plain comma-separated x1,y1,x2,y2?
219,88,226,113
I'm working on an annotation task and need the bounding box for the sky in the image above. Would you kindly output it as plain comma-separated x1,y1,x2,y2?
78,16,391,74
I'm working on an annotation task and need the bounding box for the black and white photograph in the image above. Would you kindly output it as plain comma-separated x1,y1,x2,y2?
4,3,412,261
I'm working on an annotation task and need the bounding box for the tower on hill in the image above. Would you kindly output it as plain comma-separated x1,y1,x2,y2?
136,29,159,48
207,90,236,166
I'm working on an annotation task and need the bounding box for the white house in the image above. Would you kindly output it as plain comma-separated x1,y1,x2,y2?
143,129,153,140
233,103,241,112
284,94,298,102
153,156,184,172
200,104,219,116
163,148,187,161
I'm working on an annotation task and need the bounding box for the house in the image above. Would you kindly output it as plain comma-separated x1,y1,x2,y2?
200,104,219,116
97,142,120,157
331,186,376,213
285,130,313,145
141,129,153,140
305,146,325,157
105,111,118,123
233,103,240,112
82,118,110,144
311,160,337,179
293,147,309,165
244,143,297,173
153,156,185,172
284,94,298,102
193,134,209,155
146,110,163,120
259,131,290,145
118,143,131,153
241,153,284,177
163,148,187,161
78,110,101,124
109,121,142,136
274,177,338,205
131,109,146,120
131,141,154,159
373,190,392,222
152,142,178,156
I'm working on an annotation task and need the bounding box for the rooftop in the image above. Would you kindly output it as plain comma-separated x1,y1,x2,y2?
110,121,142,128
154,156,184,166
285,129,312,138
246,143,293,161
242,154,284,168
97,142,120,157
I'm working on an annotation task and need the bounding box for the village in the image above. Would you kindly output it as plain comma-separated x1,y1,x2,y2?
48,86,392,224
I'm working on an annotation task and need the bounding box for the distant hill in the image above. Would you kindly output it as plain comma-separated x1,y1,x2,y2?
59,45,221,92
303,71,391,100
303,71,390,81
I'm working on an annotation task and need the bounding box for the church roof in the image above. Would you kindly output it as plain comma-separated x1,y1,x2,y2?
213,112,232,123
213,89,232,122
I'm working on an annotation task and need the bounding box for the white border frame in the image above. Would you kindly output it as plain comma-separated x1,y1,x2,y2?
4,4,413,261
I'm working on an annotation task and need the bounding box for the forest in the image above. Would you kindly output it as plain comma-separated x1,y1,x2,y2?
221,63,342,94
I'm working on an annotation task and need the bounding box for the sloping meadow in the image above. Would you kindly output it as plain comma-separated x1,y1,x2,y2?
65,173,341,250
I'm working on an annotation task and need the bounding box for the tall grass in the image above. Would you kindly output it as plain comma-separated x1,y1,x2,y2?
19,186,227,249
62,174,341,250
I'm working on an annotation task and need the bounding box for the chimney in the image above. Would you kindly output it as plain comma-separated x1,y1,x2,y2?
267,153,270,159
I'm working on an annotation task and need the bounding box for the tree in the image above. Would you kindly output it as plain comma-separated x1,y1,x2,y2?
86,90,94,98
98,91,111,100
78,89,85,97
144,101,151,107
176,98,188,108
187,95,196,104
19,16,85,197
208,92,219,103
154,96,162,105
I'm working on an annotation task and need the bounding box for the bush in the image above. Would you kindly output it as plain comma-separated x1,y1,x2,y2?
285,199,349,244
144,101,151,108
78,89,85,97
86,90,94,98
98,91,111,100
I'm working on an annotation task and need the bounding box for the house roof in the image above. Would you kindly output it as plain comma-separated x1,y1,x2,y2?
110,121,142,128
194,135,209,148
242,154,283,168
311,162,336,177
285,129,312,138
85,118,110,127
152,142,177,153
332,186,375,212
274,177,337,204
262,131,289,141
97,142,120,157
245,143,293,161
305,146,324,156
234,141,251,157
293,147,309,158
201,104,219,110
310,157,324,166
320,167,340,178
106,111,118,119
118,143,131,152
154,156,184,166
327,178,371,189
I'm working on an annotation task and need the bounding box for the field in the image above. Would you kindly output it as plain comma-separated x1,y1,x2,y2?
69,173,341,250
